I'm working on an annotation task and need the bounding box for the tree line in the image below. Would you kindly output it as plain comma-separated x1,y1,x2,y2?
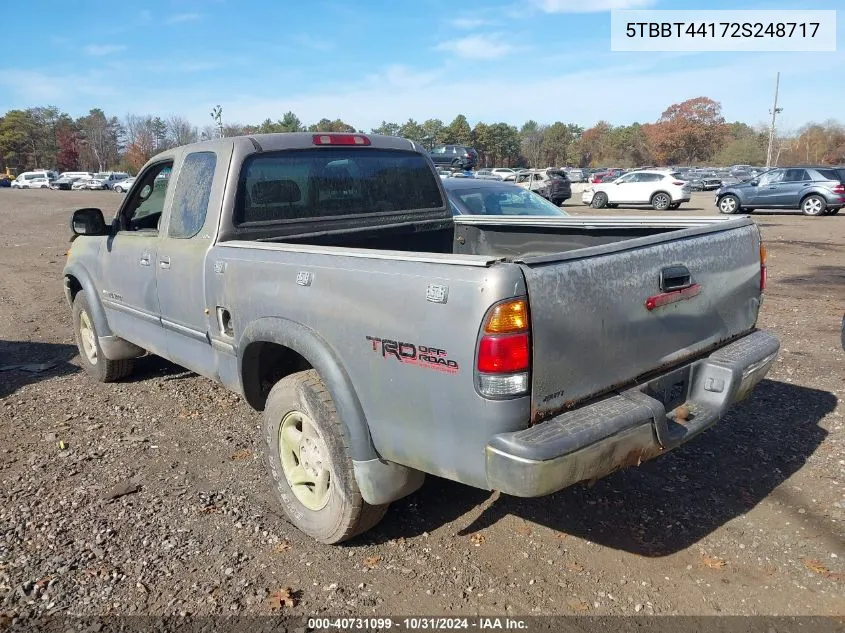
1,97,843,175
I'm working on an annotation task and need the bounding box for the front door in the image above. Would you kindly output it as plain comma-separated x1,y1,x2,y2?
100,160,175,357
156,147,233,382
749,169,784,206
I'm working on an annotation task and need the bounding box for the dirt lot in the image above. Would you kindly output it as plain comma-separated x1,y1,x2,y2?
0,188,843,619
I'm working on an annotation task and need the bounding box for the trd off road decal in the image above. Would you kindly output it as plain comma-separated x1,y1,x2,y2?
366,336,459,374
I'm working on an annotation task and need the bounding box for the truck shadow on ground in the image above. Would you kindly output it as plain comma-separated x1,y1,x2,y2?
374,379,835,557
0,340,80,399
779,265,845,287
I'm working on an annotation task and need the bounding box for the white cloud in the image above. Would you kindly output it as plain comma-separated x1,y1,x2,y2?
83,44,127,56
435,34,516,60
532,0,655,12
167,13,202,25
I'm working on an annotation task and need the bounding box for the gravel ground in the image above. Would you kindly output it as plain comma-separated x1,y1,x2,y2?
0,189,843,620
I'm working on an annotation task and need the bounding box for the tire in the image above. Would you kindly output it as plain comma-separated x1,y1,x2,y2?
801,194,826,216
114,186,123,193
262,370,388,544
718,194,741,214
650,192,671,210
590,192,608,209
72,293,134,382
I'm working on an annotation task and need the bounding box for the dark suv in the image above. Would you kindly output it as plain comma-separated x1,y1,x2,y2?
716,166,845,216
429,145,478,170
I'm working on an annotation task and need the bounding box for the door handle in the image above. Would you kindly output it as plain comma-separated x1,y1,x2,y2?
660,265,692,292
139,253,151,266
159,256,171,270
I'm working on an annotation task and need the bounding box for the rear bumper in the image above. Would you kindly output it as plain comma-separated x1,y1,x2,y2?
485,330,779,497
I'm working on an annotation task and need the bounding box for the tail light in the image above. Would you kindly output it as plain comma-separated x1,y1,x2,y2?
833,184,844,194
312,134,370,146
672,181,685,186
476,298,530,398
759,243,767,291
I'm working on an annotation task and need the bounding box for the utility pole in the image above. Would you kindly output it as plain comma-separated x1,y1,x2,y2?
765,73,782,168
210,105,224,139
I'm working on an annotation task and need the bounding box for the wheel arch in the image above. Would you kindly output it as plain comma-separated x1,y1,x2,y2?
63,265,113,338
238,317,378,462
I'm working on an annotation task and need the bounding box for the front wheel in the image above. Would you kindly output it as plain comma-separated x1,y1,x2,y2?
72,292,135,382
801,195,826,216
650,192,671,210
114,186,123,193
718,194,741,214
263,370,388,544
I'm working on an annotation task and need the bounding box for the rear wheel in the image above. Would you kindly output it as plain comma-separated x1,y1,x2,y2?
72,293,134,382
590,192,608,209
650,192,671,210
718,194,741,214
263,370,388,544
801,195,826,216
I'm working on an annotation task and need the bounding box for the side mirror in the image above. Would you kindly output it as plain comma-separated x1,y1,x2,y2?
71,208,108,236
750,179,759,186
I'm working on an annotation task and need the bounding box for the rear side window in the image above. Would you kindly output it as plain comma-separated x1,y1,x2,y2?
169,151,217,239
235,149,443,224
815,168,843,182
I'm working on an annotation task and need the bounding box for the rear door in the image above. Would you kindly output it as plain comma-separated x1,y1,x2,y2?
777,168,811,206
156,144,234,375
517,220,762,417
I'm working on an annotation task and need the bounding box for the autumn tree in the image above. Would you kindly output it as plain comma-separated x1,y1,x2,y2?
648,97,727,165
168,115,198,146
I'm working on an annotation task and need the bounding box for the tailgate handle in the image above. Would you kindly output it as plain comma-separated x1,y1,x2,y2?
660,265,692,291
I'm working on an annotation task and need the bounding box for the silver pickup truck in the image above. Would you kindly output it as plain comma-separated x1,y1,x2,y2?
64,133,779,543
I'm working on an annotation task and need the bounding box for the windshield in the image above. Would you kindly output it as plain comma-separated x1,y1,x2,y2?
448,185,568,217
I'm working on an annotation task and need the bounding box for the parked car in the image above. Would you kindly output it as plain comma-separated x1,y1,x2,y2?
564,168,587,183
52,174,91,190
0,176,11,187
443,178,569,217
582,169,691,210
11,171,58,188
89,171,130,190
429,145,478,170
112,177,136,193
715,166,845,216
72,177,95,191
13,176,52,189
64,132,777,544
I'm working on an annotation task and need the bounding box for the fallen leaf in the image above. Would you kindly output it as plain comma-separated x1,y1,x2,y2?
200,505,221,514
567,599,590,612
803,559,844,582
0,612,13,630
700,555,727,570
567,561,585,573
231,449,251,461
554,533,568,540
469,534,486,546
34,576,51,589
267,587,296,609
273,542,291,553
363,555,381,569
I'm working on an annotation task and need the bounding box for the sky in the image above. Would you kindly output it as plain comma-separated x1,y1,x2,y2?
1,0,842,133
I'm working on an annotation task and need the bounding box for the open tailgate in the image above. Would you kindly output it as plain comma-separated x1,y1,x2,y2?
518,219,763,421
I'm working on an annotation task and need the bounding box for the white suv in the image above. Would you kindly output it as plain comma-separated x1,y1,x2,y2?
582,169,691,210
